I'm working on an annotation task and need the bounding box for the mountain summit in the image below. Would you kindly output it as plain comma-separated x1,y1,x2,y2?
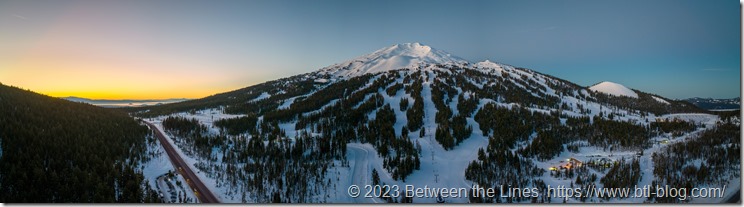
318,42,467,78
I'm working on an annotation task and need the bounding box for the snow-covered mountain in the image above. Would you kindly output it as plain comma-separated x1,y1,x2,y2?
317,42,467,78
132,43,738,204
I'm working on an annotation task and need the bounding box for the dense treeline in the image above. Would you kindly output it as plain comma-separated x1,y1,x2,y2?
460,67,562,109
651,121,740,203
162,114,341,202
590,90,703,115
399,98,409,111
474,103,559,149
466,148,545,203
386,83,403,96
467,103,557,203
405,72,425,132
430,74,474,150
264,74,374,122
218,129,337,202
369,105,420,181
540,73,587,100
162,116,207,136
215,116,258,136
650,119,697,136
0,84,160,202
457,92,479,117
162,116,228,159
431,78,456,149
450,114,472,145
295,76,390,131
587,117,649,150
711,109,740,122
292,72,422,181
600,158,641,195
518,129,564,161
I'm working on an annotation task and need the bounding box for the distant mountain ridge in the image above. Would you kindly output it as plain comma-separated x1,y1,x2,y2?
684,97,740,110
63,96,190,108
63,96,190,103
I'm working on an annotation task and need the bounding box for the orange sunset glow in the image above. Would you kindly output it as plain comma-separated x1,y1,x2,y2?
2,51,239,99
0,1,286,100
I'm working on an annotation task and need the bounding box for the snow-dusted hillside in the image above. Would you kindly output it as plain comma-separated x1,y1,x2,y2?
135,43,736,204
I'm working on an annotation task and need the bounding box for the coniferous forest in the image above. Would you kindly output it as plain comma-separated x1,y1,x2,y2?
0,84,160,203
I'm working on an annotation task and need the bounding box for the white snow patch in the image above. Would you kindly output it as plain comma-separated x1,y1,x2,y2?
589,81,639,98
652,96,670,104
140,137,174,192
166,108,245,136
248,92,271,103
474,60,504,74
139,131,199,203
278,97,300,110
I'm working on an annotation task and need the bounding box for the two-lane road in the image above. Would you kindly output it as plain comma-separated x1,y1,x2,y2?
145,122,220,203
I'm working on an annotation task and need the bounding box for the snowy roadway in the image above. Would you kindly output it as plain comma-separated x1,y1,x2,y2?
347,145,382,203
145,122,221,203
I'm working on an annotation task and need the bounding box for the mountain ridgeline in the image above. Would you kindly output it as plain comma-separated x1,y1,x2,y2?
684,97,741,110
133,43,700,118
129,43,736,203
0,84,161,202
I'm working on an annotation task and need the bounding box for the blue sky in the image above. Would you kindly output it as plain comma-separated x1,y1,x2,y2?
0,0,739,99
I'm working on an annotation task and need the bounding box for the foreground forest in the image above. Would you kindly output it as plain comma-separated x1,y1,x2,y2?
0,83,160,202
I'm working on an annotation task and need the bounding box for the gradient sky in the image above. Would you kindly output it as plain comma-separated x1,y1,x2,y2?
0,0,739,99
